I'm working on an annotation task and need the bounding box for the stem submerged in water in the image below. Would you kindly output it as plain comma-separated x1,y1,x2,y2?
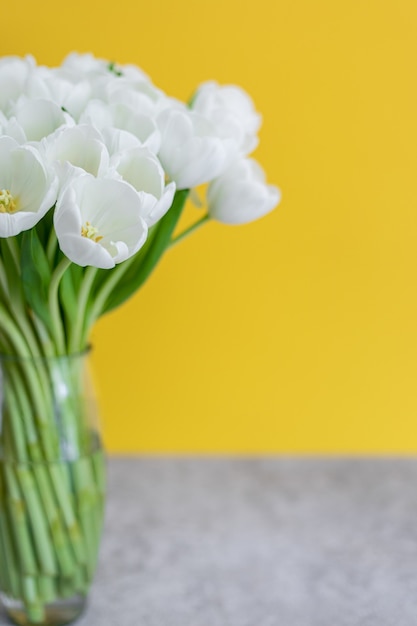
0,353,106,624
48,257,71,355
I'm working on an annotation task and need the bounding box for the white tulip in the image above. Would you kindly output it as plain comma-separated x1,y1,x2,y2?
62,53,149,84
78,99,114,129
80,101,160,153
0,137,58,237
0,56,48,115
191,81,262,155
13,97,72,141
0,56,36,114
54,172,148,269
106,79,168,117
111,104,160,153
61,52,112,76
207,158,280,225
37,67,92,121
157,105,235,189
101,127,143,156
0,114,27,144
45,125,110,178
111,147,175,227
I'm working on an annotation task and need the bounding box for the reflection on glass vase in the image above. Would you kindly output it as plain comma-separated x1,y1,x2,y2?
0,349,105,626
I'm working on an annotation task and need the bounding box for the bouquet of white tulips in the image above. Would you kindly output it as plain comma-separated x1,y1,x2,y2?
0,52,280,625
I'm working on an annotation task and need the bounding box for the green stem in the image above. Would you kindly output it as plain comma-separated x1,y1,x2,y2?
3,464,38,576
46,228,58,267
0,303,32,357
83,256,136,337
68,266,98,354
0,239,53,358
0,477,22,598
30,315,55,358
0,304,52,410
5,362,83,576
169,213,210,247
2,378,59,576
0,309,61,459
0,260,9,302
0,305,106,615
48,257,71,355
15,466,58,575
5,236,20,270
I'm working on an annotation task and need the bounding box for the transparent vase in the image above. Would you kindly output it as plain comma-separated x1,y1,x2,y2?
0,350,106,626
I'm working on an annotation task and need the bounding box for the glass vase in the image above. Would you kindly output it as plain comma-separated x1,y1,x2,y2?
0,350,105,626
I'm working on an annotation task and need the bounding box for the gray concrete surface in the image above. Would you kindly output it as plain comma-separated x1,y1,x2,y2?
1,457,417,625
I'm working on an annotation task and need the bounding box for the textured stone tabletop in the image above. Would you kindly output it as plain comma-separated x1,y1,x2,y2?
1,457,417,626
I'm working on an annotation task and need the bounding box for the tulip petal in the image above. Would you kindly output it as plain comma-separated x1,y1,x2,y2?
157,108,233,189
54,172,148,268
0,138,58,237
207,157,280,225
46,125,109,176
14,98,68,141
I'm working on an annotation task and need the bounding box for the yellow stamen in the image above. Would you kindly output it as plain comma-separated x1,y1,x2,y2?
0,189,18,214
81,221,103,243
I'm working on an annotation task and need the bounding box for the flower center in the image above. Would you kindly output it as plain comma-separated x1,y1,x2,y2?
81,221,103,243
0,189,18,214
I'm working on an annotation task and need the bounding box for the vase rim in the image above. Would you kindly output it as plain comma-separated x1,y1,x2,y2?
0,344,92,363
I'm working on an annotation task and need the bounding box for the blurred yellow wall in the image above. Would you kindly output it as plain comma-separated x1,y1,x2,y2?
3,1,417,452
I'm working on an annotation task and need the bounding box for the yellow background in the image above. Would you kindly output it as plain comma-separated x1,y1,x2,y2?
3,1,417,452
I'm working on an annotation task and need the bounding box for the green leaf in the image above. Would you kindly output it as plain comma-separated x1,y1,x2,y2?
21,228,53,331
34,206,54,249
102,189,189,315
